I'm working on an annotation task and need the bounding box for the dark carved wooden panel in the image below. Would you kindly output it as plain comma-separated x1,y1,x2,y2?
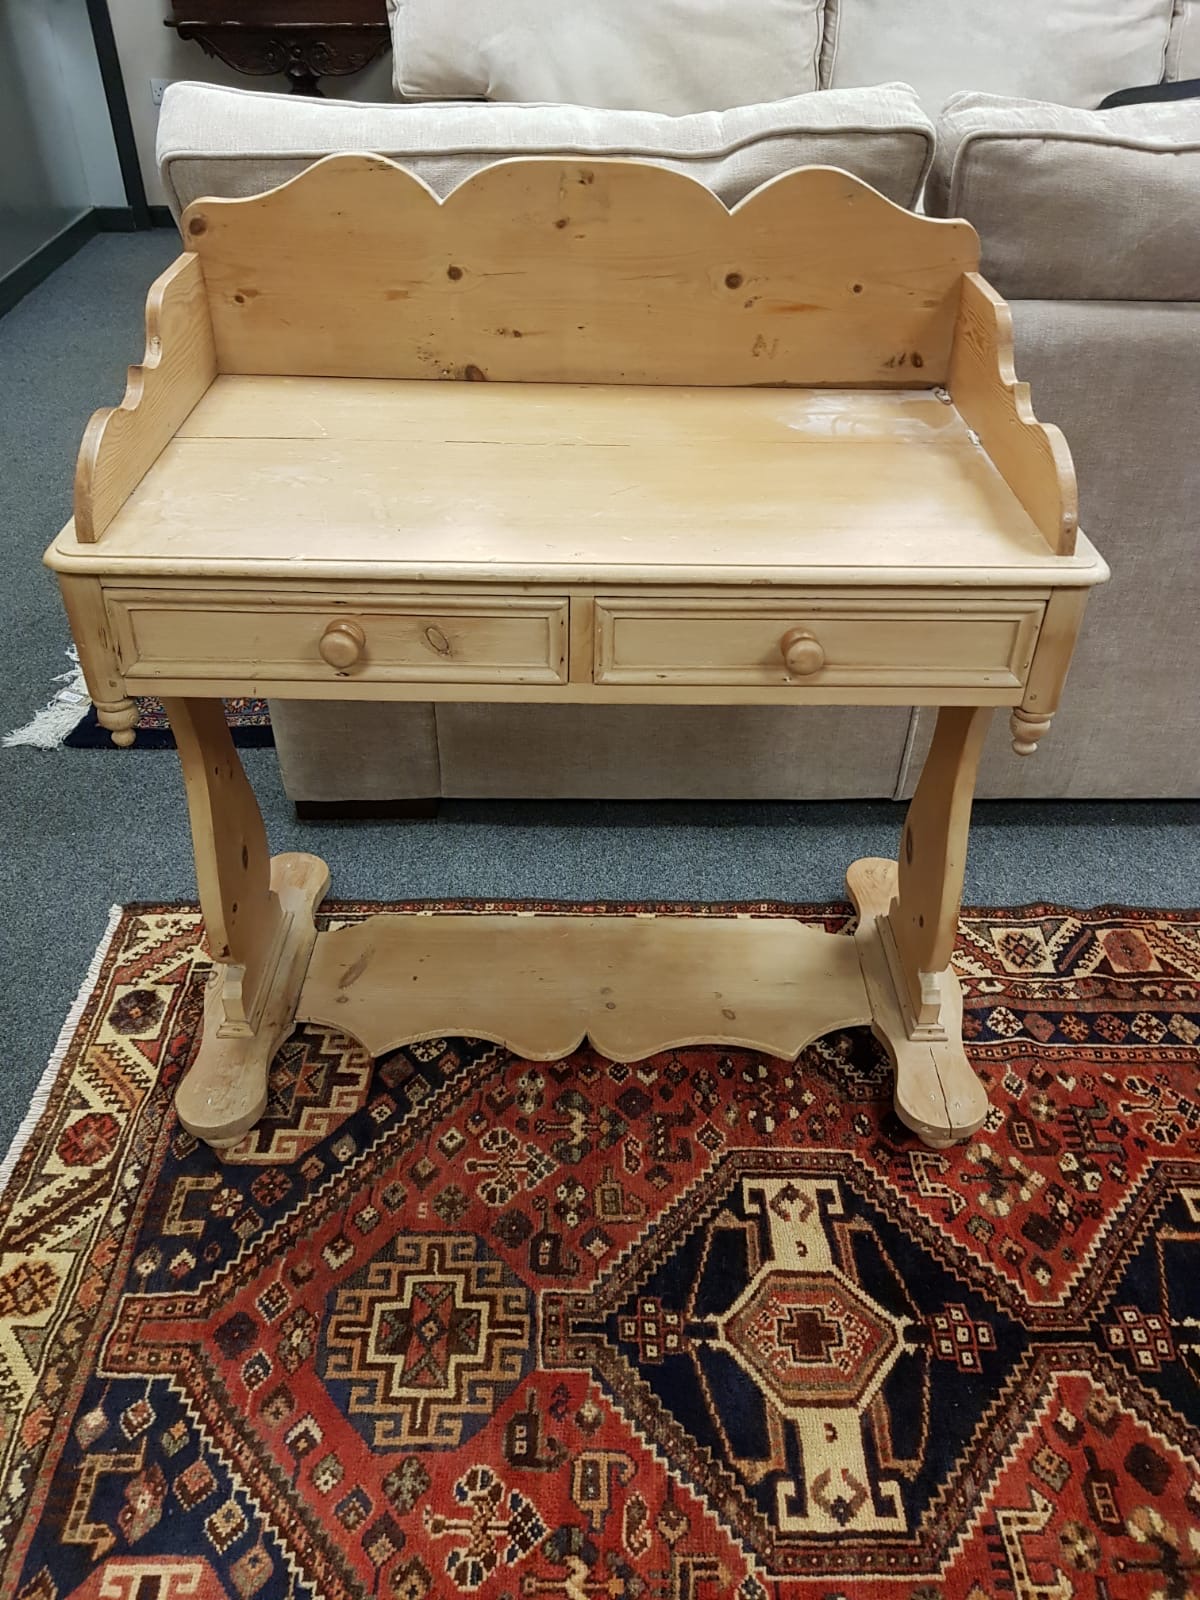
167,1,390,96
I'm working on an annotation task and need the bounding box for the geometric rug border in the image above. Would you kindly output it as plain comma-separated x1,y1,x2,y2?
0,902,123,1199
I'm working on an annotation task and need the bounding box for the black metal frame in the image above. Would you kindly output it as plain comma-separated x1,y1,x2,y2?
84,0,152,227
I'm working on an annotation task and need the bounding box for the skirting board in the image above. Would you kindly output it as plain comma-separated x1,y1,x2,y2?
0,205,177,321
0,212,98,321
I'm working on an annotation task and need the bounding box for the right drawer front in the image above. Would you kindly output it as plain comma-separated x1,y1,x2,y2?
594,596,1044,689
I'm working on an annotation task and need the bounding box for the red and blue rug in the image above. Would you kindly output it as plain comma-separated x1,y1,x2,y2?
2,900,1198,1598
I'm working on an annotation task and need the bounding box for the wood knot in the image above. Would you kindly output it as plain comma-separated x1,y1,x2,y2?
725,272,743,289
187,216,207,236
446,264,463,280
464,364,487,381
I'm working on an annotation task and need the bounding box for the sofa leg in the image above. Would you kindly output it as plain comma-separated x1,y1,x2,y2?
293,798,441,822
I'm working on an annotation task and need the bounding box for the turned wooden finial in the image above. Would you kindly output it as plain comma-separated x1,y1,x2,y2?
96,697,139,748
1011,709,1053,755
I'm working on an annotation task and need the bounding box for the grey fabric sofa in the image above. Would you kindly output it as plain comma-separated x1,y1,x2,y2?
156,0,1200,803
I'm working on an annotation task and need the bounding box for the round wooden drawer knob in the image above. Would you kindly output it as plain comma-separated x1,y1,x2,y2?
780,628,825,677
319,619,366,670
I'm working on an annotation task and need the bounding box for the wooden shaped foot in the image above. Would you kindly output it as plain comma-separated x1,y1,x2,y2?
176,851,329,1146
847,858,987,1147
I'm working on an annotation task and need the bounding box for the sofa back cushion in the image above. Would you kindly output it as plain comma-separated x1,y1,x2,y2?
927,93,1200,299
1167,0,1200,77
157,81,935,221
388,0,822,112
822,0,1177,113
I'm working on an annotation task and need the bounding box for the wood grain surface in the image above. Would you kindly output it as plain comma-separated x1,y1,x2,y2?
183,156,978,387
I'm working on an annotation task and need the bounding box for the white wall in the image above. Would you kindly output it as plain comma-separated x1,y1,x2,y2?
0,0,124,278
53,0,127,208
105,0,393,209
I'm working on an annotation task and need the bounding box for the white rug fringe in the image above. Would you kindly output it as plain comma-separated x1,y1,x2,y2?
3,647,91,749
0,904,124,1197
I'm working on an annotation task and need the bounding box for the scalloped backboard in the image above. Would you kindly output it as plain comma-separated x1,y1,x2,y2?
182,156,979,387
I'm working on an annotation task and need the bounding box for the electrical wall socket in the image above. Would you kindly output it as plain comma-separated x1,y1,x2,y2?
150,78,172,107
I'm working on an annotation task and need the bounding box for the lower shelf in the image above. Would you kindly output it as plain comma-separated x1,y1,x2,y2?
298,909,871,1063
173,854,989,1153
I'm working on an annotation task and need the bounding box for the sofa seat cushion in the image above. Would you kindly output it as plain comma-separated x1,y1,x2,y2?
387,0,822,113
823,0,1177,114
927,93,1200,299
157,81,935,220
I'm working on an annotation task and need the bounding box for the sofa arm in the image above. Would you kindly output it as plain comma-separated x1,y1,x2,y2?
926,92,1200,301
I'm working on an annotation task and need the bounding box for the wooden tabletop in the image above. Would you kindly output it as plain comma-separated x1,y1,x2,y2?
51,377,1106,587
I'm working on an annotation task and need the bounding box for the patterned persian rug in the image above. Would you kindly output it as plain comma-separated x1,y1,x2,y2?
2,901,1198,1600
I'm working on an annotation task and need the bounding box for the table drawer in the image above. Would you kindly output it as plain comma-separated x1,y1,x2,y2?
108,592,570,686
593,595,1043,689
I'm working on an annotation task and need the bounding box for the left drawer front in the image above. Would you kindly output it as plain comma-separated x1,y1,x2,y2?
108,594,570,686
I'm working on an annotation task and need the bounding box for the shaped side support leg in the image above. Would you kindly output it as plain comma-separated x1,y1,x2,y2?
848,705,992,1148
165,697,329,1147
